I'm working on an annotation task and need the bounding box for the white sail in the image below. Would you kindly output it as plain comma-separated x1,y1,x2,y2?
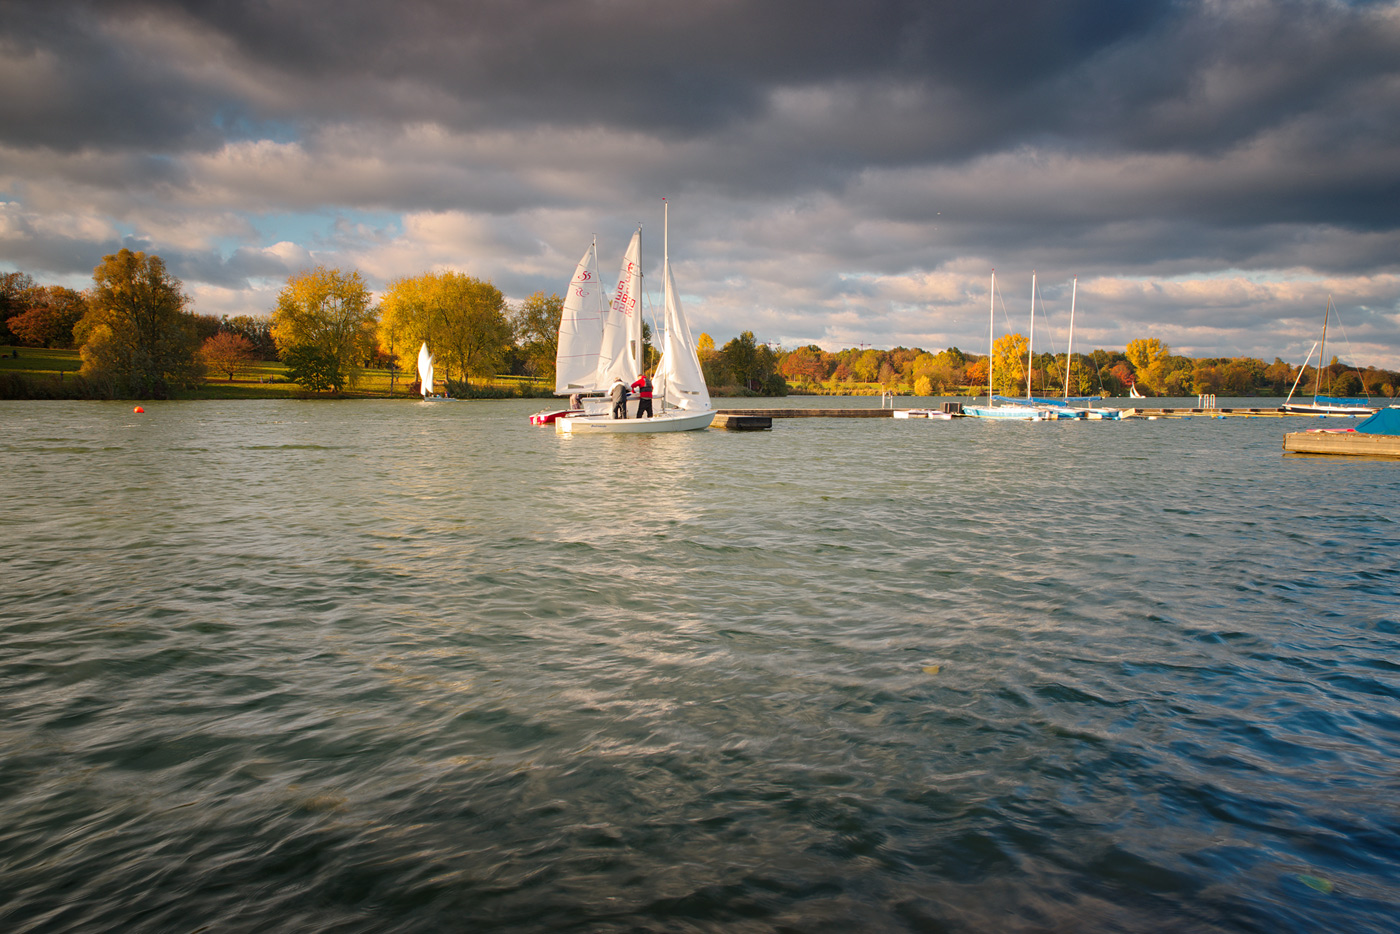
654,262,711,412
595,229,642,387
653,203,711,413
417,342,434,398
554,241,606,394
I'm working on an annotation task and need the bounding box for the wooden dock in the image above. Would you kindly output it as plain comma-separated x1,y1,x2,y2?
715,408,893,419
1283,430,1400,457
712,413,773,430
1122,407,1295,418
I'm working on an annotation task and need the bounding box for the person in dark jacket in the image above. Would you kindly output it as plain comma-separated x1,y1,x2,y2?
609,377,628,418
630,373,654,418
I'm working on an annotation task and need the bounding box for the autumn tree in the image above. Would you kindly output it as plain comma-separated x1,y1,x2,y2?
1126,338,1169,373
991,332,1029,395
378,271,512,391
779,345,828,386
201,331,257,380
78,249,202,398
8,286,87,347
272,267,377,393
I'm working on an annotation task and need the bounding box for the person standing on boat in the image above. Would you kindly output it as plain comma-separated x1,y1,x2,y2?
609,377,628,419
630,373,654,418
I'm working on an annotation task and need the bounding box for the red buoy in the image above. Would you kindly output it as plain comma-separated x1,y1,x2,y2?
134,406,144,414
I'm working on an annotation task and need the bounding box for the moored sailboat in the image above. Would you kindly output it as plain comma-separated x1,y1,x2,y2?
1281,298,1375,416
963,271,1053,420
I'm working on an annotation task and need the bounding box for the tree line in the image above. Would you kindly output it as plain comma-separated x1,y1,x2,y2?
4,256,1397,400
772,335,1400,399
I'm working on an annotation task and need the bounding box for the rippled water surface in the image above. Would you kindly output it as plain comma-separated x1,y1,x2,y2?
3,398,1398,933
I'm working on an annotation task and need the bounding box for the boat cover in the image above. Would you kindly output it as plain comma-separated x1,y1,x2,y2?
1355,406,1400,435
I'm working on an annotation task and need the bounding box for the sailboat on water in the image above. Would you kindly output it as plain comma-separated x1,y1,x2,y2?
1281,297,1375,416
557,201,714,434
417,342,450,400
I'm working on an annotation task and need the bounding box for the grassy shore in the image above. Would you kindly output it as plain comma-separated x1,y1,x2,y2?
0,347,556,400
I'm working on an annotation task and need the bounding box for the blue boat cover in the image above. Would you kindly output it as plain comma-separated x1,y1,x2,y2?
1355,406,1400,435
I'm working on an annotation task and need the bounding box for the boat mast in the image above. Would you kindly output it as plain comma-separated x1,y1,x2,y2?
660,199,668,411
1315,296,1331,402
1064,275,1076,401
1026,271,1036,400
987,270,995,403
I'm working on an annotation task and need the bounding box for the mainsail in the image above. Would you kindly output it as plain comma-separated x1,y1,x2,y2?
417,342,434,398
553,241,606,394
654,260,711,412
595,229,643,387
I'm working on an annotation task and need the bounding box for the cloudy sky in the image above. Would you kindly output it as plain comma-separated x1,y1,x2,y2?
3,0,1399,366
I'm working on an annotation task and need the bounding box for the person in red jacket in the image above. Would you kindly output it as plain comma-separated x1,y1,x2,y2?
630,373,654,418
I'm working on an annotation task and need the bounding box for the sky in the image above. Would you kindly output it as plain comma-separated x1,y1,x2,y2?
2,0,1399,367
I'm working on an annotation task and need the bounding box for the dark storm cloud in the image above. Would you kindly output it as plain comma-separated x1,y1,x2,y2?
2,0,1399,363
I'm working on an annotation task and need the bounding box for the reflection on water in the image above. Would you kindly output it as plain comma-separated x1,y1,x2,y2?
1,398,1398,933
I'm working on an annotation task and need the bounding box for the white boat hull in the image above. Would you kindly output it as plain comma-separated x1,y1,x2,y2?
893,409,954,419
555,408,716,434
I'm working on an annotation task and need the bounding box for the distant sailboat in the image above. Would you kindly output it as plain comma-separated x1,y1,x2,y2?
1281,298,1375,416
1129,383,1144,399
417,342,436,399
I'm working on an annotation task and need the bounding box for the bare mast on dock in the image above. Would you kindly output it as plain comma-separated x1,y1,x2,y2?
1026,271,1036,400
987,270,995,403
1315,296,1331,403
1064,276,1077,401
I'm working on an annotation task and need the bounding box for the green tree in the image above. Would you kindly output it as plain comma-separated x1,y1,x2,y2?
1,271,36,344
720,331,760,389
272,266,377,393
281,344,342,393
851,348,883,383
512,291,563,380
78,249,202,398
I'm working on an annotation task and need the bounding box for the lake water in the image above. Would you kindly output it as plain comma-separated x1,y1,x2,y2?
2,398,1398,933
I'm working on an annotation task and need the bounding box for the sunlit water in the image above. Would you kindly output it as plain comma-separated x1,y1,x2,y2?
2,398,1397,933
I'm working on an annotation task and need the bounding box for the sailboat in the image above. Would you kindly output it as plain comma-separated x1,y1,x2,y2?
417,342,449,400
1281,298,1375,416
530,239,608,424
557,201,714,434
963,271,1051,420
1129,383,1144,399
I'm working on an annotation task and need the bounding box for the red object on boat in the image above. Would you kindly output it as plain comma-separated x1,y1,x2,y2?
530,409,575,425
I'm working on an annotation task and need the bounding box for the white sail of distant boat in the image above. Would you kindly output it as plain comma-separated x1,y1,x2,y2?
417,342,434,398
595,228,643,388
1129,383,1144,398
653,234,712,413
557,201,714,434
554,240,607,394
